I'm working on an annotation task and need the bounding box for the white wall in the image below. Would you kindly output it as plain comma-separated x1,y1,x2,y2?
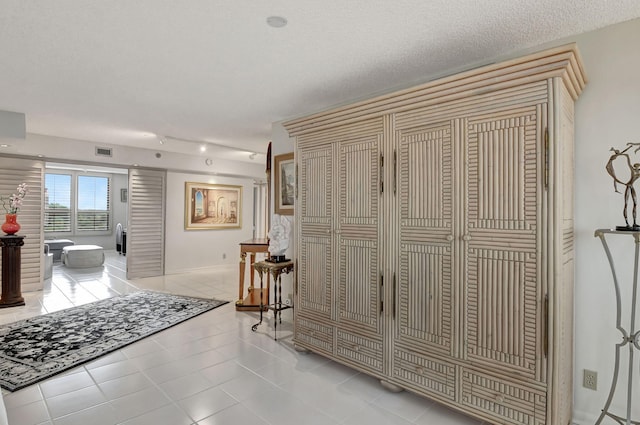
112,173,129,232
270,18,640,424
1,133,265,179
163,171,255,274
571,18,640,424
2,130,267,276
269,122,296,302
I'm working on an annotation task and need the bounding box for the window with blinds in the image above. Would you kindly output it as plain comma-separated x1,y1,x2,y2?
77,175,110,231
44,172,111,233
44,173,72,232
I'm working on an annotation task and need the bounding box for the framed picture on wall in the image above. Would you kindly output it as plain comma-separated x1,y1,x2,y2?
185,182,242,230
274,152,294,216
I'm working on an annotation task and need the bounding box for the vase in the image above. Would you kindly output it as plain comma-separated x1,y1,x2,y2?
1,214,20,235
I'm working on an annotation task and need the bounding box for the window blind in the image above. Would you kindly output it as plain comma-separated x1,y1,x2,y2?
77,175,110,231
44,174,71,232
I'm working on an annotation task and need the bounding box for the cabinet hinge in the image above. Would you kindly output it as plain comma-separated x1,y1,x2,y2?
544,128,549,190
380,273,384,314
380,153,384,194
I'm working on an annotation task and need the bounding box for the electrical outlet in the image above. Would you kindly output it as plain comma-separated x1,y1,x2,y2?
583,369,597,390
284,293,293,306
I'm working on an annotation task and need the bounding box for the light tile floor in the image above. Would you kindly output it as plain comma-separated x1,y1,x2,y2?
0,251,485,425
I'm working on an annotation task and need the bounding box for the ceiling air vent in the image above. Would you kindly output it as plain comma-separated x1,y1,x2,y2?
95,147,112,157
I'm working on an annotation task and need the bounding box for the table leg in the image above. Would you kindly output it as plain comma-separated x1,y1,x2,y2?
237,251,247,305
249,253,256,291
273,274,279,340
278,276,284,325
266,274,270,307
251,270,265,332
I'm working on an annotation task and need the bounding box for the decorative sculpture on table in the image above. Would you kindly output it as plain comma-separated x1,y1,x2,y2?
606,143,640,230
267,214,292,262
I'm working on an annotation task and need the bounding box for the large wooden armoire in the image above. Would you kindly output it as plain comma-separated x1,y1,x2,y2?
283,44,586,425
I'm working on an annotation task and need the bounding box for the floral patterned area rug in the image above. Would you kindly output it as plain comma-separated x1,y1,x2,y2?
0,291,228,391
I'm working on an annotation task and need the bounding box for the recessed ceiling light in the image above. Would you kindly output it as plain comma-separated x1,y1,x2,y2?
267,16,287,28
0,144,10,148
200,145,206,153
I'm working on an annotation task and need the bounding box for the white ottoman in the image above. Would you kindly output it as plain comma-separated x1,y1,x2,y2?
61,245,105,268
44,239,75,262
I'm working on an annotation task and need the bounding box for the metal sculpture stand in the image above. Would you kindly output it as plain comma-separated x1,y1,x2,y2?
251,260,294,340
595,229,640,425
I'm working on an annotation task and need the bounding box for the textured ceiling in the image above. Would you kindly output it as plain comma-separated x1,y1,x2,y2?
1,1,639,161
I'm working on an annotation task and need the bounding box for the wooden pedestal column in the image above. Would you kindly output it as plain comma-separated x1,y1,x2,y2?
0,235,25,308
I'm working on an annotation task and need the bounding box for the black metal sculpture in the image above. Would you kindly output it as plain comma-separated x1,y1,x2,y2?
606,143,640,230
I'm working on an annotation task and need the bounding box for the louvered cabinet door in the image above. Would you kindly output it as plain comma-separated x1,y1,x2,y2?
461,105,547,423
335,133,383,374
392,119,456,400
295,143,334,355
127,168,166,279
0,158,44,292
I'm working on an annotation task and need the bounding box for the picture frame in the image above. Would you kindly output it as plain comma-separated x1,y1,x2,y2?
185,182,242,230
274,152,294,215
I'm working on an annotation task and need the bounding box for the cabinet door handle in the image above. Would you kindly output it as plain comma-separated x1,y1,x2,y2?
380,153,384,194
543,294,549,358
393,273,397,320
544,127,549,190
446,235,454,242
462,235,471,242
380,273,384,314
393,149,397,196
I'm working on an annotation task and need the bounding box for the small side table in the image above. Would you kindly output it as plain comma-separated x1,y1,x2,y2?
595,228,640,425
236,238,270,311
0,235,25,308
251,260,294,340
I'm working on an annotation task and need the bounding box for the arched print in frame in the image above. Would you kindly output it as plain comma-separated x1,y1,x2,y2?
274,152,294,215
185,182,242,230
